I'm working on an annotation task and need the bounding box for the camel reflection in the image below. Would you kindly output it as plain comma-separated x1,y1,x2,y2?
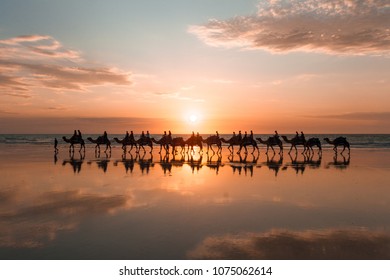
158,154,172,175
62,151,85,173
206,152,223,175
283,153,322,175
326,153,350,170
55,148,346,177
228,153,258,176
138,153,154,174
114,153,136,173
187,153,203,173
257,153,284,177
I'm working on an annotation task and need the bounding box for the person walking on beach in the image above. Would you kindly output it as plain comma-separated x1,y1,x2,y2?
54,138,59,152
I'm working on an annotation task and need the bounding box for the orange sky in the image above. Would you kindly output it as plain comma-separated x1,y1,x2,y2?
0,0,389,134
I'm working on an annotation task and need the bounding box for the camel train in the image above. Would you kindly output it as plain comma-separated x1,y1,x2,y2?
61,130,350,155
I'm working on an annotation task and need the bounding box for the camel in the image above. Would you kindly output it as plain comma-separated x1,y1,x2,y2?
185,134,203,152
281,135,306,154
305,137,322,154
256,136,283,154
113,134,137,153
202,135,222,153
324,137,350,154
151,135,171,153
136,136,153,153
62,136,85,153
238,137,259,154
170,137,186,154
87,136,111,153
220,134,242,153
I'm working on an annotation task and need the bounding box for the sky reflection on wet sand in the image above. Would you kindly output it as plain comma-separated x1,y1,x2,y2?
0,146,389,259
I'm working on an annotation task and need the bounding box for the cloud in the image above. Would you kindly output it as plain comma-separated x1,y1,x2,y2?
189,0,390,55
0,190,129,248
188,228,390,259
307,111,390,121
0,34,131,93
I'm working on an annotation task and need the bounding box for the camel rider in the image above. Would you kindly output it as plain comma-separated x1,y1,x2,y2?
250,130,254,139
243,131,248,141
77,130,82,141
216,131,219,138
274,130,279,140
233,131,236,138
71,130,77,141
130,131,135,141
295,131,299,139
238,131,242,141
146,131,150,139
300,131,306,142
141,131,145,139
103,131,108,142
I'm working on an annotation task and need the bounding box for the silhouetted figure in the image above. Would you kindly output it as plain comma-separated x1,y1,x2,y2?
216,131,219,137
77,130,82,140
274,130,279,139
54,138,59,152
146,130,150,138
250,130,254,139
300,131,306,141
141,131,145,139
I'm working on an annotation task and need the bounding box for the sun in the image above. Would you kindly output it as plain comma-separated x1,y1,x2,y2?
189,114,198,123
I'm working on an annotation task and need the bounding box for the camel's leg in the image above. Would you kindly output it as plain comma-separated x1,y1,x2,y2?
288,145,293,154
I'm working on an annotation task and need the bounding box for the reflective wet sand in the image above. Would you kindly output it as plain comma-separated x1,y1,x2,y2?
1,145,389,259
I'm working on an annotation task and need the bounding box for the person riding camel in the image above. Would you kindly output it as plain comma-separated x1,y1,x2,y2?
300,131,306,142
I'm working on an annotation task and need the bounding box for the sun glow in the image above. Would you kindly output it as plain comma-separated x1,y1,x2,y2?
189,114,198,123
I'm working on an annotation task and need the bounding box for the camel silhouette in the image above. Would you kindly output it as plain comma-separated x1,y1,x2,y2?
62,135,85,153
220,134,242,154
324,137,350,154
114,132,137,153
305,137,322,154
87,136,111,153
238,137,259,155
202,135,222,153
151,135,171,154
185,134,203,152
256,136,283,154
136,136,153,153
281,135,306,154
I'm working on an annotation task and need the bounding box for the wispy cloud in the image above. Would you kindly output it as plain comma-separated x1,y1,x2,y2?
189,0,390,55
306,111,390,121
0,34,131,93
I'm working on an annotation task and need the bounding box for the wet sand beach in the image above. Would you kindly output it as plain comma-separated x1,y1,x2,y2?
1,143,390,259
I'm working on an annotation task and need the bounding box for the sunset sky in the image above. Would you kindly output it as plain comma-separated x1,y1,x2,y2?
0,0,389,134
